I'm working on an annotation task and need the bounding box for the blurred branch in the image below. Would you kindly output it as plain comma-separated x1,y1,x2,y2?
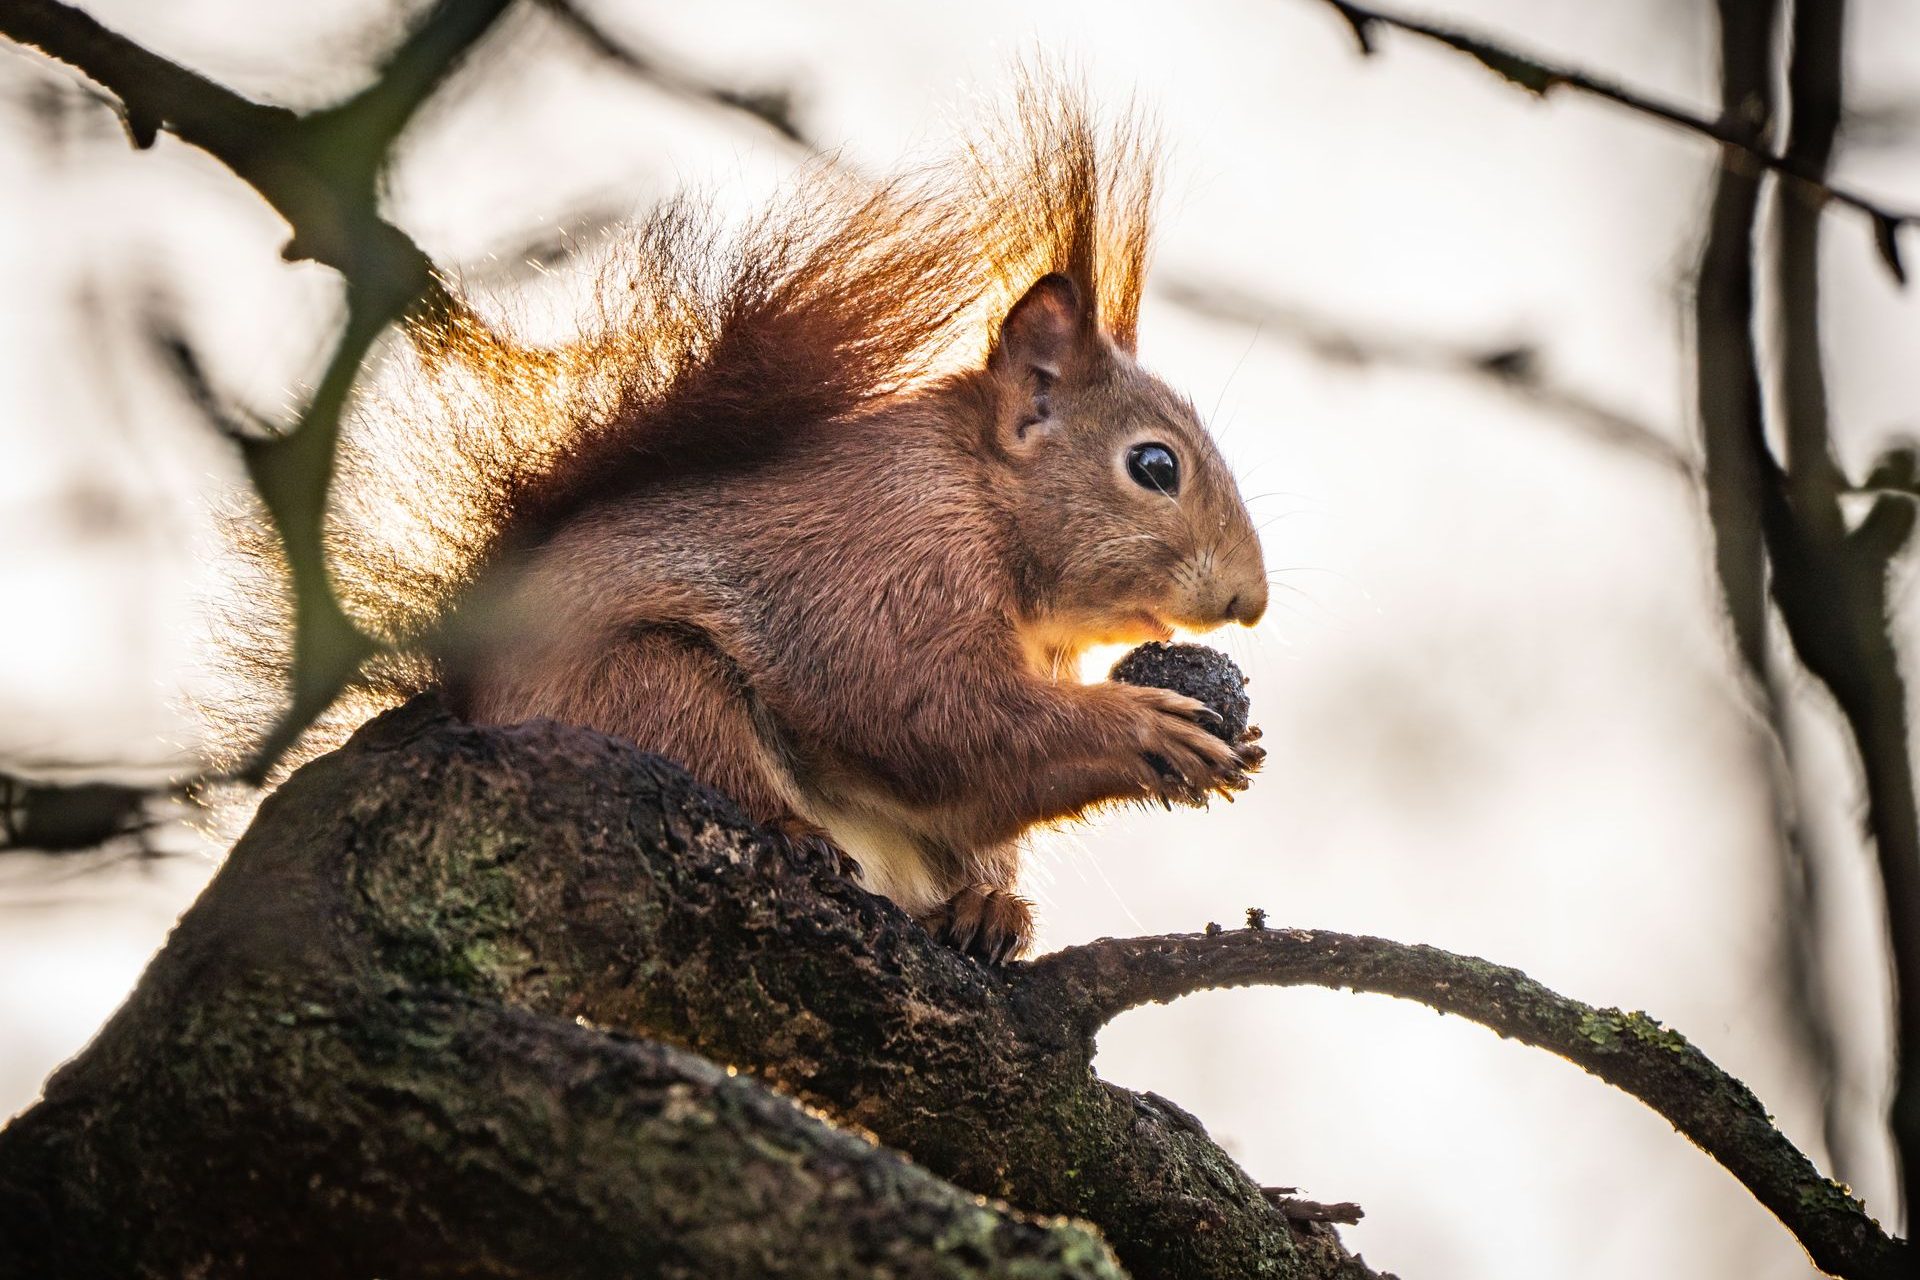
1768,0,1856,1191
533,0,813,147
1307,0,1916,284
1683,8,1845,1201
0,773,154,854
1028,925,1912,1280
1762,0,1920,1222
0,0,514,784
1161,277,1696,476
1694,0,1777,694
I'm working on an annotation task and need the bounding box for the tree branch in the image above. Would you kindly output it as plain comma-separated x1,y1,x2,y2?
0,0,513,785
1024,927,1911,1280
0,981,1124,1278
1305,0,1915,284
1692,0,1779,682
0,0,285,160
0,702,1387,1280
1766,0,1869,1198
1677,7,1857,1209
0,772,154,853
533,0,813,147
1662,0,1920,1222
1160,277,1698,478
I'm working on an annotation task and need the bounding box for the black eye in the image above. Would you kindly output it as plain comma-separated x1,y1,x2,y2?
1125,442,1180,496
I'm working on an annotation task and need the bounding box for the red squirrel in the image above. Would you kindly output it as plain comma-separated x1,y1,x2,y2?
230,79,1268,963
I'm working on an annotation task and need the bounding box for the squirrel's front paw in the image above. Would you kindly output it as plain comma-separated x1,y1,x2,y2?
924,884,1033,965
1119,685,1265,807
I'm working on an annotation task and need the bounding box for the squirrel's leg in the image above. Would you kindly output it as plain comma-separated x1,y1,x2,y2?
599,628,859,875
920,842,1032,964
471,625,855,875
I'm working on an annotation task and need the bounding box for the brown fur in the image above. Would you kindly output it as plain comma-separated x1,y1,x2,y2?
218,73,1267,962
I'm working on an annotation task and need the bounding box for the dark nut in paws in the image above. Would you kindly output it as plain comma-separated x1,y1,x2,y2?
1109,642,1253,745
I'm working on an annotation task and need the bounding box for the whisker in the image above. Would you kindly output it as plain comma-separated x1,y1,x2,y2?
1207,326,1263,440
1266,565,1357,578
1219,509,1298,563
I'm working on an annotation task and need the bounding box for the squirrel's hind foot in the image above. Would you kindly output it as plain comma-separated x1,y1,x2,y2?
771,814,863,882
924,884,1034,966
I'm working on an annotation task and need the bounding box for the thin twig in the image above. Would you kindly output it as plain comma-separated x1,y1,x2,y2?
533,0,813,147
1262,1189,1365,1225
1021,927,1911,1280
1160,277,1697,477
1307,0,1915,284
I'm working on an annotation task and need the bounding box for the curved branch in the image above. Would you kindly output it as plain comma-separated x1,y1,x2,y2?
1306,0,1915,283
0,0,286,156
1023,927,1911,1280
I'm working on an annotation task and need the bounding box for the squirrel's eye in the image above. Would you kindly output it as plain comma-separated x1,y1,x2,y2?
1125,442,1180,496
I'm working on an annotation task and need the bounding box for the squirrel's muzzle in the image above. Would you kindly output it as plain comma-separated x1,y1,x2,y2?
1225,583,1268,627
1174,550,1268,632
1210,536,1269,629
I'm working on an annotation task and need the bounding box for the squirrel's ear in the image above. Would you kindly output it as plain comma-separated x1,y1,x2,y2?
990,273,1083,383
988,274,1084,451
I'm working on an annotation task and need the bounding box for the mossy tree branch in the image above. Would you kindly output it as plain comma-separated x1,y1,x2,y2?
1024,928,1911,1280
0,979,1125,1279
7,699,1904,1275
0,702,1388,1280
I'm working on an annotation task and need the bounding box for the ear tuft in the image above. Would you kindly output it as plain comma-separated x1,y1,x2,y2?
990,274,1083,381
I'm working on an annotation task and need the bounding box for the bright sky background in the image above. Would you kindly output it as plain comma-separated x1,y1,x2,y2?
5,2,1920,1276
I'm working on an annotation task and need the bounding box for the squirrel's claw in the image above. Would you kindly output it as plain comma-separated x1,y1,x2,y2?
771,814,862,882
924,883,1034,965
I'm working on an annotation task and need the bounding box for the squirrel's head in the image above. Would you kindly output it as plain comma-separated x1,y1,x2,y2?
984,274,1268,656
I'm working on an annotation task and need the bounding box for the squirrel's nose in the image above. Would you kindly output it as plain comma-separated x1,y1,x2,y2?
1224,579,1267,627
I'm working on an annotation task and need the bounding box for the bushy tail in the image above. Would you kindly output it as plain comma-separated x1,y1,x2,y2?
204,68,1161,796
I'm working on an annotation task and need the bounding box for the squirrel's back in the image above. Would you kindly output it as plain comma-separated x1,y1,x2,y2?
211,69,1158,779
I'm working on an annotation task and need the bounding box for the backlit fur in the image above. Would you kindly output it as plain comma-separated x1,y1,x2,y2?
217,72,1267,961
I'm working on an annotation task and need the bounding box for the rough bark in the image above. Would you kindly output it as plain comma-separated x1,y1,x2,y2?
0,984,1121,1279
0,699,1382,1280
